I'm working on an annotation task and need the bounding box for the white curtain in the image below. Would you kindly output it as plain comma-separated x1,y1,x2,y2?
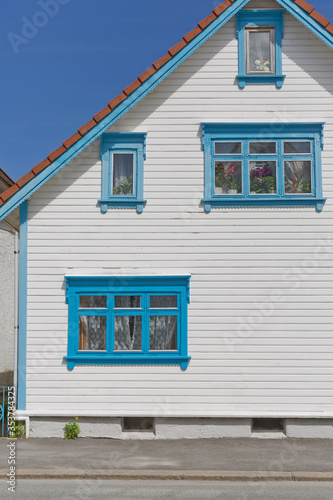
113,153,133,192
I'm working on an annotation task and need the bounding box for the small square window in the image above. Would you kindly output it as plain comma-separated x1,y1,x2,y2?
214,161,242,195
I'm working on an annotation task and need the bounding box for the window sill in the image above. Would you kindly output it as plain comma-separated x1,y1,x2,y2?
99,198,147,214
202,197,326,213
64,354,191,370
237,74,286,89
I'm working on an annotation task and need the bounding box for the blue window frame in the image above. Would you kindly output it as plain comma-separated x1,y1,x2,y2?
64,276,191,370
237,10,285,89
202,123,326,213
99,133,147,213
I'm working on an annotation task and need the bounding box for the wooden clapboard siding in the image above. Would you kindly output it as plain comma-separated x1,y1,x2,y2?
25,2,333,416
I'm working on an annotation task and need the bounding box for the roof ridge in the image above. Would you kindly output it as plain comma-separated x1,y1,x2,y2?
0,0,332,207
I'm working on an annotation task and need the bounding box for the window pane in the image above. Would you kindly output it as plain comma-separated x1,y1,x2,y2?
114,316,142,351
112,153,134,195
249,142,276,155
150,316,177,351
150,296,178,308
284,142,311,154
79,296,107,309
284,161,312,194
248,30,272,73
79,316,106,351
250,161,277,194
114,296,141,308
215,142,242,155
215,161,242,195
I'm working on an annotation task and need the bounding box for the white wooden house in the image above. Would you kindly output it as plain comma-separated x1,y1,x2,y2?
1,0,333,439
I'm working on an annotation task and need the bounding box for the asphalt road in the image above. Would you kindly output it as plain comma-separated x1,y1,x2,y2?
1,480,333,499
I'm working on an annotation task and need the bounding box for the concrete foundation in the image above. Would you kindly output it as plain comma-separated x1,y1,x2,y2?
285,419,333,439
29,417,333,439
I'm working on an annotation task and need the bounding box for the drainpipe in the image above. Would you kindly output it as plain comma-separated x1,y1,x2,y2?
0,221,19,398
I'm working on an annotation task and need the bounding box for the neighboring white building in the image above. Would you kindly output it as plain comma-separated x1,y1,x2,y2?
1,0,333,439
0,168,16,387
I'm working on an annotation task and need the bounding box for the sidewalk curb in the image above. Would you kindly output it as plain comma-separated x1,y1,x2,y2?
1,470,333,481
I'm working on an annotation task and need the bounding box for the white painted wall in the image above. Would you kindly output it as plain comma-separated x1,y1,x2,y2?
25,0,333,418
0,228,14,385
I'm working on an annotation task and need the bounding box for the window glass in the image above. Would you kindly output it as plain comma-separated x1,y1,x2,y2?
284,161,312,194
249,142,276,155
250,161,277,194
149,316,177,350
215,142,242,155
284,142,311,154
79,316,106,351
215,161,242,195
247,29,273,73
112,153,134,196
79,296,107,309
114,296,141,309
150,296,177,308
114,316,142,351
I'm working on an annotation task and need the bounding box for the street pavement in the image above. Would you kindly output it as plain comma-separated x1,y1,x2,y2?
1,480,333,499
0,437,332,481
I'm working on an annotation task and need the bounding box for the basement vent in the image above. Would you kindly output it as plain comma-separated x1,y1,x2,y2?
122,417,154,432
252,418,284,433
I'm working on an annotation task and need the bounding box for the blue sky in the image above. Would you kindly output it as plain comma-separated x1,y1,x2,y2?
1,0,332,181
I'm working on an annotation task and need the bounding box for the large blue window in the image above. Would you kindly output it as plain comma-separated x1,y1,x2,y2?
237,10,285,89
99,133,147,213
202,123,326,212
64,276,191,370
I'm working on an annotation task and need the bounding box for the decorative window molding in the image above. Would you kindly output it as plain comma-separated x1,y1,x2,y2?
99,133,147,213
201,123,326,213
64,275,191,370
237,10,285,89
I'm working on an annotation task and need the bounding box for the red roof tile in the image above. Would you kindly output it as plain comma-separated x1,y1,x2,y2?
153,53,173,70
63,132,82,150
294,0,314,14
168,39,187,57
108,93,127,110
48,145,67,163
93,106,112,123
1,0,333,208
123,79,142,96
183,26,203,44
16,171,35,188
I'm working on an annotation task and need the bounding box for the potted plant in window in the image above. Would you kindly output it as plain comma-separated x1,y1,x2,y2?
250,164,276,194
228,178,239,195
113,176,133,196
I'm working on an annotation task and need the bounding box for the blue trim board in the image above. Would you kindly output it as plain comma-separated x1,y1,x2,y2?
65,275,191,370
202,122,326,212
17,201,28,411
0,0,332,222
237,10,285,89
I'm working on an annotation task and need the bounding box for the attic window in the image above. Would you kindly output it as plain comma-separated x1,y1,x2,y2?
246,27,275,74
237,10,285,89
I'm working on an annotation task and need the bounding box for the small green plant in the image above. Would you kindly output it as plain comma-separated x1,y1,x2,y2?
228,178,239,191
113,176,133,195
63,418,80,440
10,421,26,439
